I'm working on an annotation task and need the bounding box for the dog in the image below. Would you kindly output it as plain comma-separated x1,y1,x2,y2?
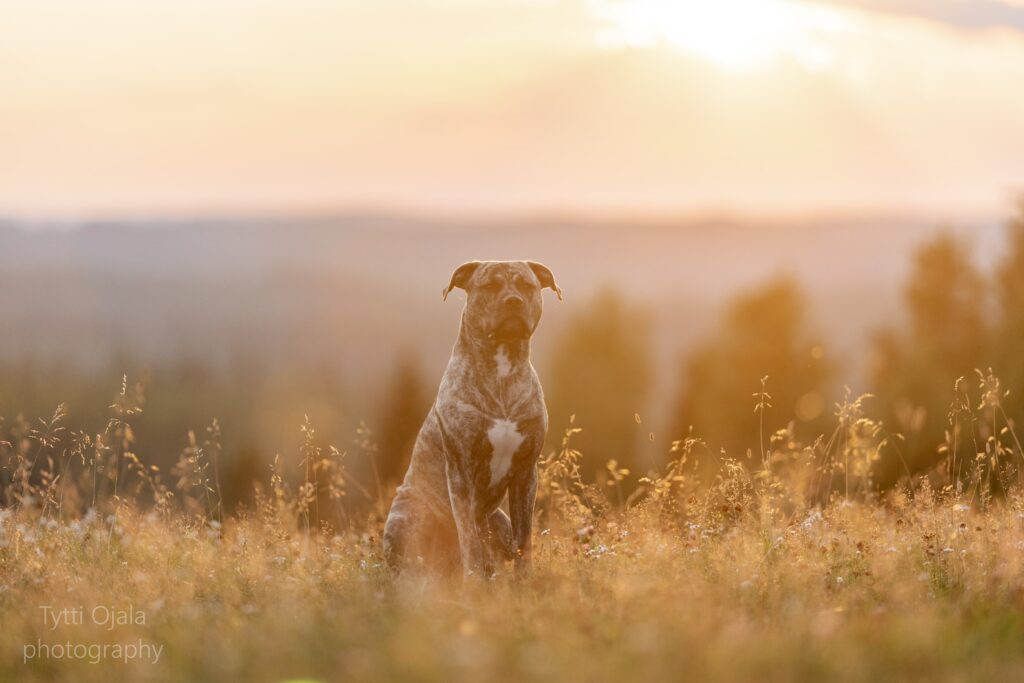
382,260,561,578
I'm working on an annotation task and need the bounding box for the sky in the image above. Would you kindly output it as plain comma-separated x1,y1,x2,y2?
2,0,1024,220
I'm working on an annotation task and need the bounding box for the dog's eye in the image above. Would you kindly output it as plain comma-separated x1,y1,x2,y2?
484,280,501,291
514,277,535,291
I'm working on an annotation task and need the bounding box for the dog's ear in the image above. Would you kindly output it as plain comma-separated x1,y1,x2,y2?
442,261,482,301
527,261,562,301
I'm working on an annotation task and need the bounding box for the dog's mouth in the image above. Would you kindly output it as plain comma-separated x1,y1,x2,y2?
490,315,531,341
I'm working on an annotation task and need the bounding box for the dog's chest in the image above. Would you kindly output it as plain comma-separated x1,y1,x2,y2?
441,351,542,490
486,418,525,486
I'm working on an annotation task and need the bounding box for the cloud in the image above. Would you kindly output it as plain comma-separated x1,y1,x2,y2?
814,0,1024,32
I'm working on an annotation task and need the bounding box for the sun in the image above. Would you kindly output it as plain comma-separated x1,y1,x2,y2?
591,0,850,70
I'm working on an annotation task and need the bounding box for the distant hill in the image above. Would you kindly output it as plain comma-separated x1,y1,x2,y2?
0,213,1003,399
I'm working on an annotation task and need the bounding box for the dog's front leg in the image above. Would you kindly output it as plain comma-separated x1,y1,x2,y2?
509,463,538,575
445,458,485,578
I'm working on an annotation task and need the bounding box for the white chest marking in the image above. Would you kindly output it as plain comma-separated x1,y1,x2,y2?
487,419,524,486
494,345,512,379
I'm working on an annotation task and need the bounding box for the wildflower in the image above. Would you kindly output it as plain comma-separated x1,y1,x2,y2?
802,510,823,529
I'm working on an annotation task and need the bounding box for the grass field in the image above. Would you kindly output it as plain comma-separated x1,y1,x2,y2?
3,381,1024,683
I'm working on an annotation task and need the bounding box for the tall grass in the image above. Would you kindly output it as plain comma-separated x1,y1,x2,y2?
3,371,1024,682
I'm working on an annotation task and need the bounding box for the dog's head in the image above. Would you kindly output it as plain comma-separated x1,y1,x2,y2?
443,260,561,343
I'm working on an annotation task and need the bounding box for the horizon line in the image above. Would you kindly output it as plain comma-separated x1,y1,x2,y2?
0,203,1010,232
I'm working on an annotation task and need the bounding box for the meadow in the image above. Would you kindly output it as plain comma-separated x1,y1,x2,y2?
3,373,1024,683
6,0,1024,677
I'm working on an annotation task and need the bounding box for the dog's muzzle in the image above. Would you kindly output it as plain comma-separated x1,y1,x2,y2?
491,315,530,341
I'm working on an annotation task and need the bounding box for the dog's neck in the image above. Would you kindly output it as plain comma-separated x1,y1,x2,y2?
455,315,531,380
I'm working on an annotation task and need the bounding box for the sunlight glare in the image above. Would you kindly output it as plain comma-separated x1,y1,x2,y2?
592,0,851,70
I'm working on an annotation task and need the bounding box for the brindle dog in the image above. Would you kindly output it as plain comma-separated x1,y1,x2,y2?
382,260,561,578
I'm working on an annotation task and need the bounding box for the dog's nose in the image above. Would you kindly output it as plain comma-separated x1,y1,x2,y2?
503,294,525,308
